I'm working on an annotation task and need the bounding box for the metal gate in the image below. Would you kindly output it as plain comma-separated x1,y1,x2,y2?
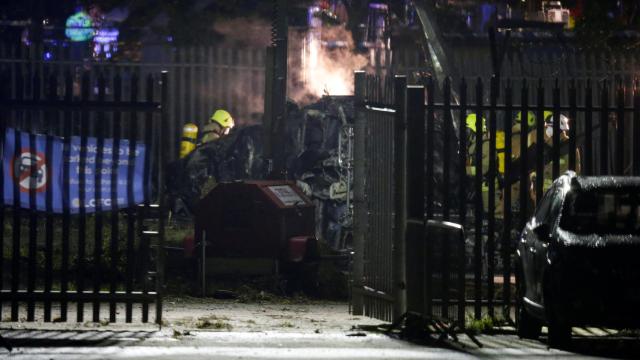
352,71,640,326
351,72,399,321
0,68,168,324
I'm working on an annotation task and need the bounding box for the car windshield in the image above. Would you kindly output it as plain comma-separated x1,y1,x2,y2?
560,188,640,235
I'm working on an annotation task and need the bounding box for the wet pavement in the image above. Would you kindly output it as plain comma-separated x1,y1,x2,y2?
1,299,640,359
4,330,640,359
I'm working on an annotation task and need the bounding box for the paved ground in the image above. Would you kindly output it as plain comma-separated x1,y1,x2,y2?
1,299,640,359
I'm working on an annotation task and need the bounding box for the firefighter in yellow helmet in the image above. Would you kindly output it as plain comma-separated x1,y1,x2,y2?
499,111,537,213
527,111,580,206
201,109,235,144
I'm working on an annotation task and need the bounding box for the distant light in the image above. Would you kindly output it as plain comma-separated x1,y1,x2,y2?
368,3,388,10
167,36,173,42
94,28,119,44
43,51,53,61
21,28,31,46
65,10,94,42
106,52,112,59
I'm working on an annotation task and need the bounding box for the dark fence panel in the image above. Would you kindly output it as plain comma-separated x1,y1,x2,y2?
0,68,167,324
0,43,266,162
425,220,466,330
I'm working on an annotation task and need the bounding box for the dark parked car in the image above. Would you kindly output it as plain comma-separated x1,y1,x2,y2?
516,171,640,346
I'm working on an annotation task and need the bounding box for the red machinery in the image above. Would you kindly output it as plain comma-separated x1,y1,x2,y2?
194,181,318,293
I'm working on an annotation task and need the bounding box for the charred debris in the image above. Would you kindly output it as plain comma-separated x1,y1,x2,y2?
168,95,356,251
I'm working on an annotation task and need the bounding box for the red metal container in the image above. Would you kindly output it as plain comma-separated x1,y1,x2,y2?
194,181,316,275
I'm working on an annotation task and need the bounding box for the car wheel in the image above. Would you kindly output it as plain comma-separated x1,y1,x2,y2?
517,304,542,339
516,270,542,339
544,276,572,348
547,318,571,348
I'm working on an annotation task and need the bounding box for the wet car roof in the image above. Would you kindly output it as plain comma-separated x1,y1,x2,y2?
572,176,640,191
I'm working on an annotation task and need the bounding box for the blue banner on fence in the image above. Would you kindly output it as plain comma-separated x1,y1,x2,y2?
2,128,147,213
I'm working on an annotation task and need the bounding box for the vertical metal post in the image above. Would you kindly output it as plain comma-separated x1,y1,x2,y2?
173,49,183,158
405,85,425,314
457,78,467,322
61,71,72,322
615,82,625,175
600,81,609,175
125,74,139,323
552,79,561,180
141,75,154,324
26,72,40,322
0,70,5,321
93,73,106,323
10,69,22,321
109,73,122,323
442,78,451,220
77,72,90,323
503,79,513,320
425,80,435,319
535,80,544,205
392,75,407,320
519,80,529,226
263,46,275,174
156,70,169,325
458,79,467,231
185,48,193,124
568,80,577,171
201,230,207,297
352,71,367,315
43,74,56,322
487,75,497,319
634,80,640,176
425,222,433,318
457,227,465,330
585,80,593,175
269,0,289,179
473,78,483,320
425,78,434,221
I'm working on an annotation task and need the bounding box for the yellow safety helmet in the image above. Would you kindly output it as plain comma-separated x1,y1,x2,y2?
210,109,235,130
515,111,536,128
465,113,487,133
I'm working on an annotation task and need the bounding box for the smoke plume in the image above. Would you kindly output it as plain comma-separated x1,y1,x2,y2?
289,25,368,105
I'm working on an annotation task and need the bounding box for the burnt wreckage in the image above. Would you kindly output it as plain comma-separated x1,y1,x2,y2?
167,96,356,250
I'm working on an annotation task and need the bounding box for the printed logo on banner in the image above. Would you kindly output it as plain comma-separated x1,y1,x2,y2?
10,150,48,193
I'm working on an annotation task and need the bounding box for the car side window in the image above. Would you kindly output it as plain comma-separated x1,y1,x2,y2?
534,187,555,225
549,188,564,228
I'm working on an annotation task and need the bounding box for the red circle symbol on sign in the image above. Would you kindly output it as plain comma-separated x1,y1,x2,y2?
11,150,48,193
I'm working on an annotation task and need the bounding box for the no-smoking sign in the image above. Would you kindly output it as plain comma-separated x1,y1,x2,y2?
10,150,48,193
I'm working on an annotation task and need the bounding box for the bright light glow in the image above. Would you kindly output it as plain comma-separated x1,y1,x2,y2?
94,29,119,44
65,11,94,42
301,26,367,99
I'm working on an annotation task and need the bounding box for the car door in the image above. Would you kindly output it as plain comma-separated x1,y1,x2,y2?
523,186,555,303
532,186,565,302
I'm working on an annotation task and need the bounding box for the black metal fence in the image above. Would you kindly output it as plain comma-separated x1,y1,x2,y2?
352,71,640,325
448,43,640,83
0,68,168,324
0,42,264,162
